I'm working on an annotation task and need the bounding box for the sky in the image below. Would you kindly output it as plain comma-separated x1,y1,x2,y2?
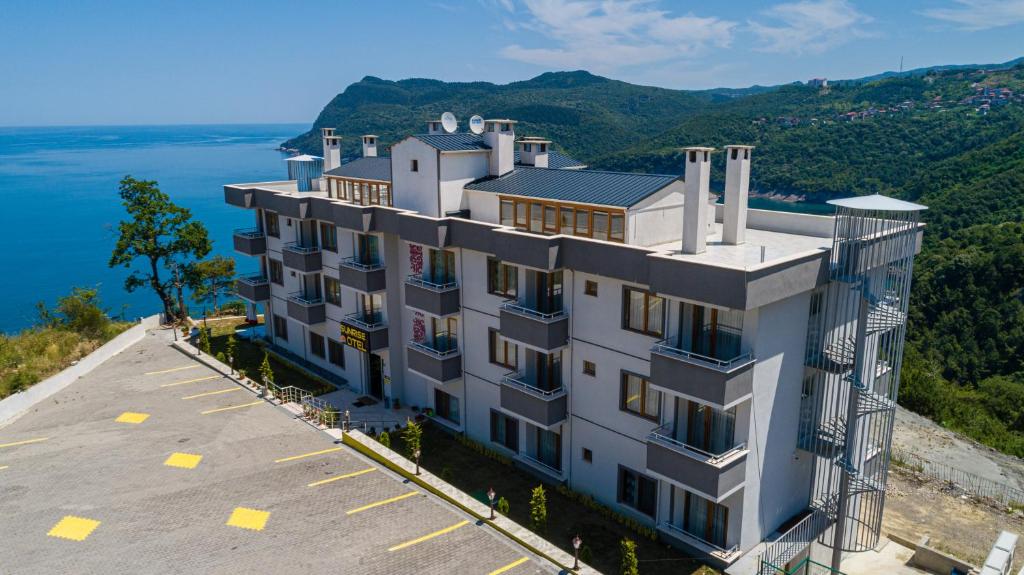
1,0,1022,126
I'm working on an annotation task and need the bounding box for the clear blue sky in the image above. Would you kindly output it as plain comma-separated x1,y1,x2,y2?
1,0,1021,126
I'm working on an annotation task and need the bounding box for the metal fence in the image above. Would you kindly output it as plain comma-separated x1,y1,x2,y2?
762,558,845,575
758,508,833,574
891,447,1024,508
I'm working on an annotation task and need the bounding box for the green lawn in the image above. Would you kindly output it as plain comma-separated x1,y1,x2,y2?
203,318,334,396
388,422,718,575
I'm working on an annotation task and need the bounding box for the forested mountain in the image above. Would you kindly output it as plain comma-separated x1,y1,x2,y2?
285,63,1024,456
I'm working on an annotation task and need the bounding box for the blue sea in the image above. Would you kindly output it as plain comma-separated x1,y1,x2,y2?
0,124,307,333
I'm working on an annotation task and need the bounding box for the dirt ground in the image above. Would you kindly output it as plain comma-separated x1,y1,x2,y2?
884,426,1024,570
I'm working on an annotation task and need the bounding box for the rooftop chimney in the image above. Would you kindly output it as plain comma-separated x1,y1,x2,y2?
361,135,378,158
723,145,753,245
682,147,714,255
518,137,550,168
321,128,341,172
484,119,516,177
427,120,443,134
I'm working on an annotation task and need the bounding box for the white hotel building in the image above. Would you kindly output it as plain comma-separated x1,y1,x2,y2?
226,120,924,572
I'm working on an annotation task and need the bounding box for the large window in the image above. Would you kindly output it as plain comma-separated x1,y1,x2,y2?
324,276,341,306
490,410,518,452
268,259,284,285
327,339,345,367
528,349,562,392
358,293,383,324
679,304,744,361
489,329,518,370
356,234,381,266
621,372,660,421
487,259,517,298
686,402,737,454
682,491,729,549
424,249,456,285
623,287,664,337
434,388,460,424
272,313,288,342
535,428,562,471
310,333,325,358
618,466,658,517
265,211,280,238
320,222,337,252
430,316,458,352
502,197,625,242
328,178,392,207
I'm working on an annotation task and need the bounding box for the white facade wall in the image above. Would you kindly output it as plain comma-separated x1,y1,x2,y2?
628,182,685,247
391,138,440,216
439,152,489,215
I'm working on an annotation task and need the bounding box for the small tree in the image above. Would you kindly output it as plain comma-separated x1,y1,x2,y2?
529,485,547,533
402,419,423,462
188,255,236,314
225,334,237,373
378,431,391,448
620,538,638,575
259,351,274,385
197,325,211,355
496,496,510,516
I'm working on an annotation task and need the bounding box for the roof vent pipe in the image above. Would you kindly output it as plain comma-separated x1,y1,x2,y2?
682,147,714,255
723,145,753,245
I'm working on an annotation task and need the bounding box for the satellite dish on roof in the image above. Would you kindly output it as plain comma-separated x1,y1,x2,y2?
441,112,458,134
469,115,485,135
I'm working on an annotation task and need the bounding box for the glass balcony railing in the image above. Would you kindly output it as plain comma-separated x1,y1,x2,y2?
340,255,384,271
233,227,265,239
283,241,321,254
237,272,269,286
653,326,750,369
406,274,457,291
500,300,566,321
648,423,746,465
409,334,459,357
501,372,566,399
287,292,323,306
344,311,385,329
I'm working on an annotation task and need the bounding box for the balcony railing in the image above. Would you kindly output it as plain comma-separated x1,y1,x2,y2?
648,424,746,465
406,274,457,292
500,301,566,321
344,311,386,330
238,272,269,286
408,338,459,358
340,256,384,271
517,453,563,476
288,292,323,306
234,227,265,239
652,339,752,370
283,242,321,254
502,372,566,399
659,522,740,561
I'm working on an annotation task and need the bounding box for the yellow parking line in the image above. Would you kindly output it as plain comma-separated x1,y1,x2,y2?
160,375,221,388
308,467,376,487
387,519,469,551
182,387,242,400
487,557,530,575
0,437,49,449
273,447,343,463
146,364,200,375
200,401,264,415
347,491,419,515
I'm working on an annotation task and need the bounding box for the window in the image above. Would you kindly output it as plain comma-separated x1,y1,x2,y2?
310,333,325,358
529,349,562,392
535,428,562,471
682,491,729,549
621,372,660,420
618,466,657,517
356,234,380,266
269,259,284,285
489,329,518,370
490,410,518,452
500,197,625,242
320,222,337,252
487,259,517,298
324,276,341,306
358,293,383,324
410,159,419,172
544,205,558,234
327,339,345,367
623,287,664,337
575,208,590,236
582,360,596,376
430,316,458,352
610,214,625,242
434,388,460,424
582,448,593,463
686,402,737,454
560,207,574,235
584,280,598,297
500,200,514,227
592,211,609,241
425,249,455,285
273,313,288,342
265,212,280,238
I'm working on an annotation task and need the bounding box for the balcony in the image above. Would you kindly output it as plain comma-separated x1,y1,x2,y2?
233,228,266,256
339,256,387,293
286,292,325,325
340,312,389,352
407,339,462,383
235,273,270,302
282,242,322,273
405,275,460,317
498,302,569,351
649,339,755,409
646,424,747,502
500,373,567,428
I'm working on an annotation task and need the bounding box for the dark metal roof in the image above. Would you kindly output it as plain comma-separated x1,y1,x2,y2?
324,157,391,182
413,133,490,152
514,150,586,169
465,167,678,208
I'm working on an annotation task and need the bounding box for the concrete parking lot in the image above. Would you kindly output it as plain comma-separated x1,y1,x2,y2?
0,331,553,575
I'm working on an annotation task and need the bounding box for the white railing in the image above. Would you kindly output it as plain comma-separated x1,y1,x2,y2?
518,453,563,476
238,272,268,285
405,274,458,291
757,508,832,574
288,292,323,306
500,301,566,321
501,372,566,400
652,339,753,370
660,522,740,559
408,339,459,358
340,256,384,271
648,424,747,465
233,227,265,238
344,312,386,330
283,241,320,254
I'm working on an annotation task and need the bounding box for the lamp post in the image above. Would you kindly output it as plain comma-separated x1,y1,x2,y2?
414,448,421,475
572,534,582,571
487,487,496,520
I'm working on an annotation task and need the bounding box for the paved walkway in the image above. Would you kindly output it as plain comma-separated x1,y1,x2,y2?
0,331,554,575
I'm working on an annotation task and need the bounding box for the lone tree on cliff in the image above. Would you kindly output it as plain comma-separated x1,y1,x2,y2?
109,176,211,322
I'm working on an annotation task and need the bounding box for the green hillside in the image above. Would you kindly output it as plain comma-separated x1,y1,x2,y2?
287,64,1024,457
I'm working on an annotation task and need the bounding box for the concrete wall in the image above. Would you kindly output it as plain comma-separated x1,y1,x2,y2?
439,152,489,215
628,182,685,247
392,138,440,217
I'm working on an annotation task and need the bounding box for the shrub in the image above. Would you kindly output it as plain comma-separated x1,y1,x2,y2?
215,351,226,364
225,334,237,370
530,485,547,533
258,351,273,384
378,431,391,448
403,418,423,461
197,327,211,354
219,300,246,315
496,496,510,515
580,545,593,564
440,466,454,482
620,538,638,575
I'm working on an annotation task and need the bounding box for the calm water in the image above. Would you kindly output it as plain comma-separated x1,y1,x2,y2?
0,124,306,333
